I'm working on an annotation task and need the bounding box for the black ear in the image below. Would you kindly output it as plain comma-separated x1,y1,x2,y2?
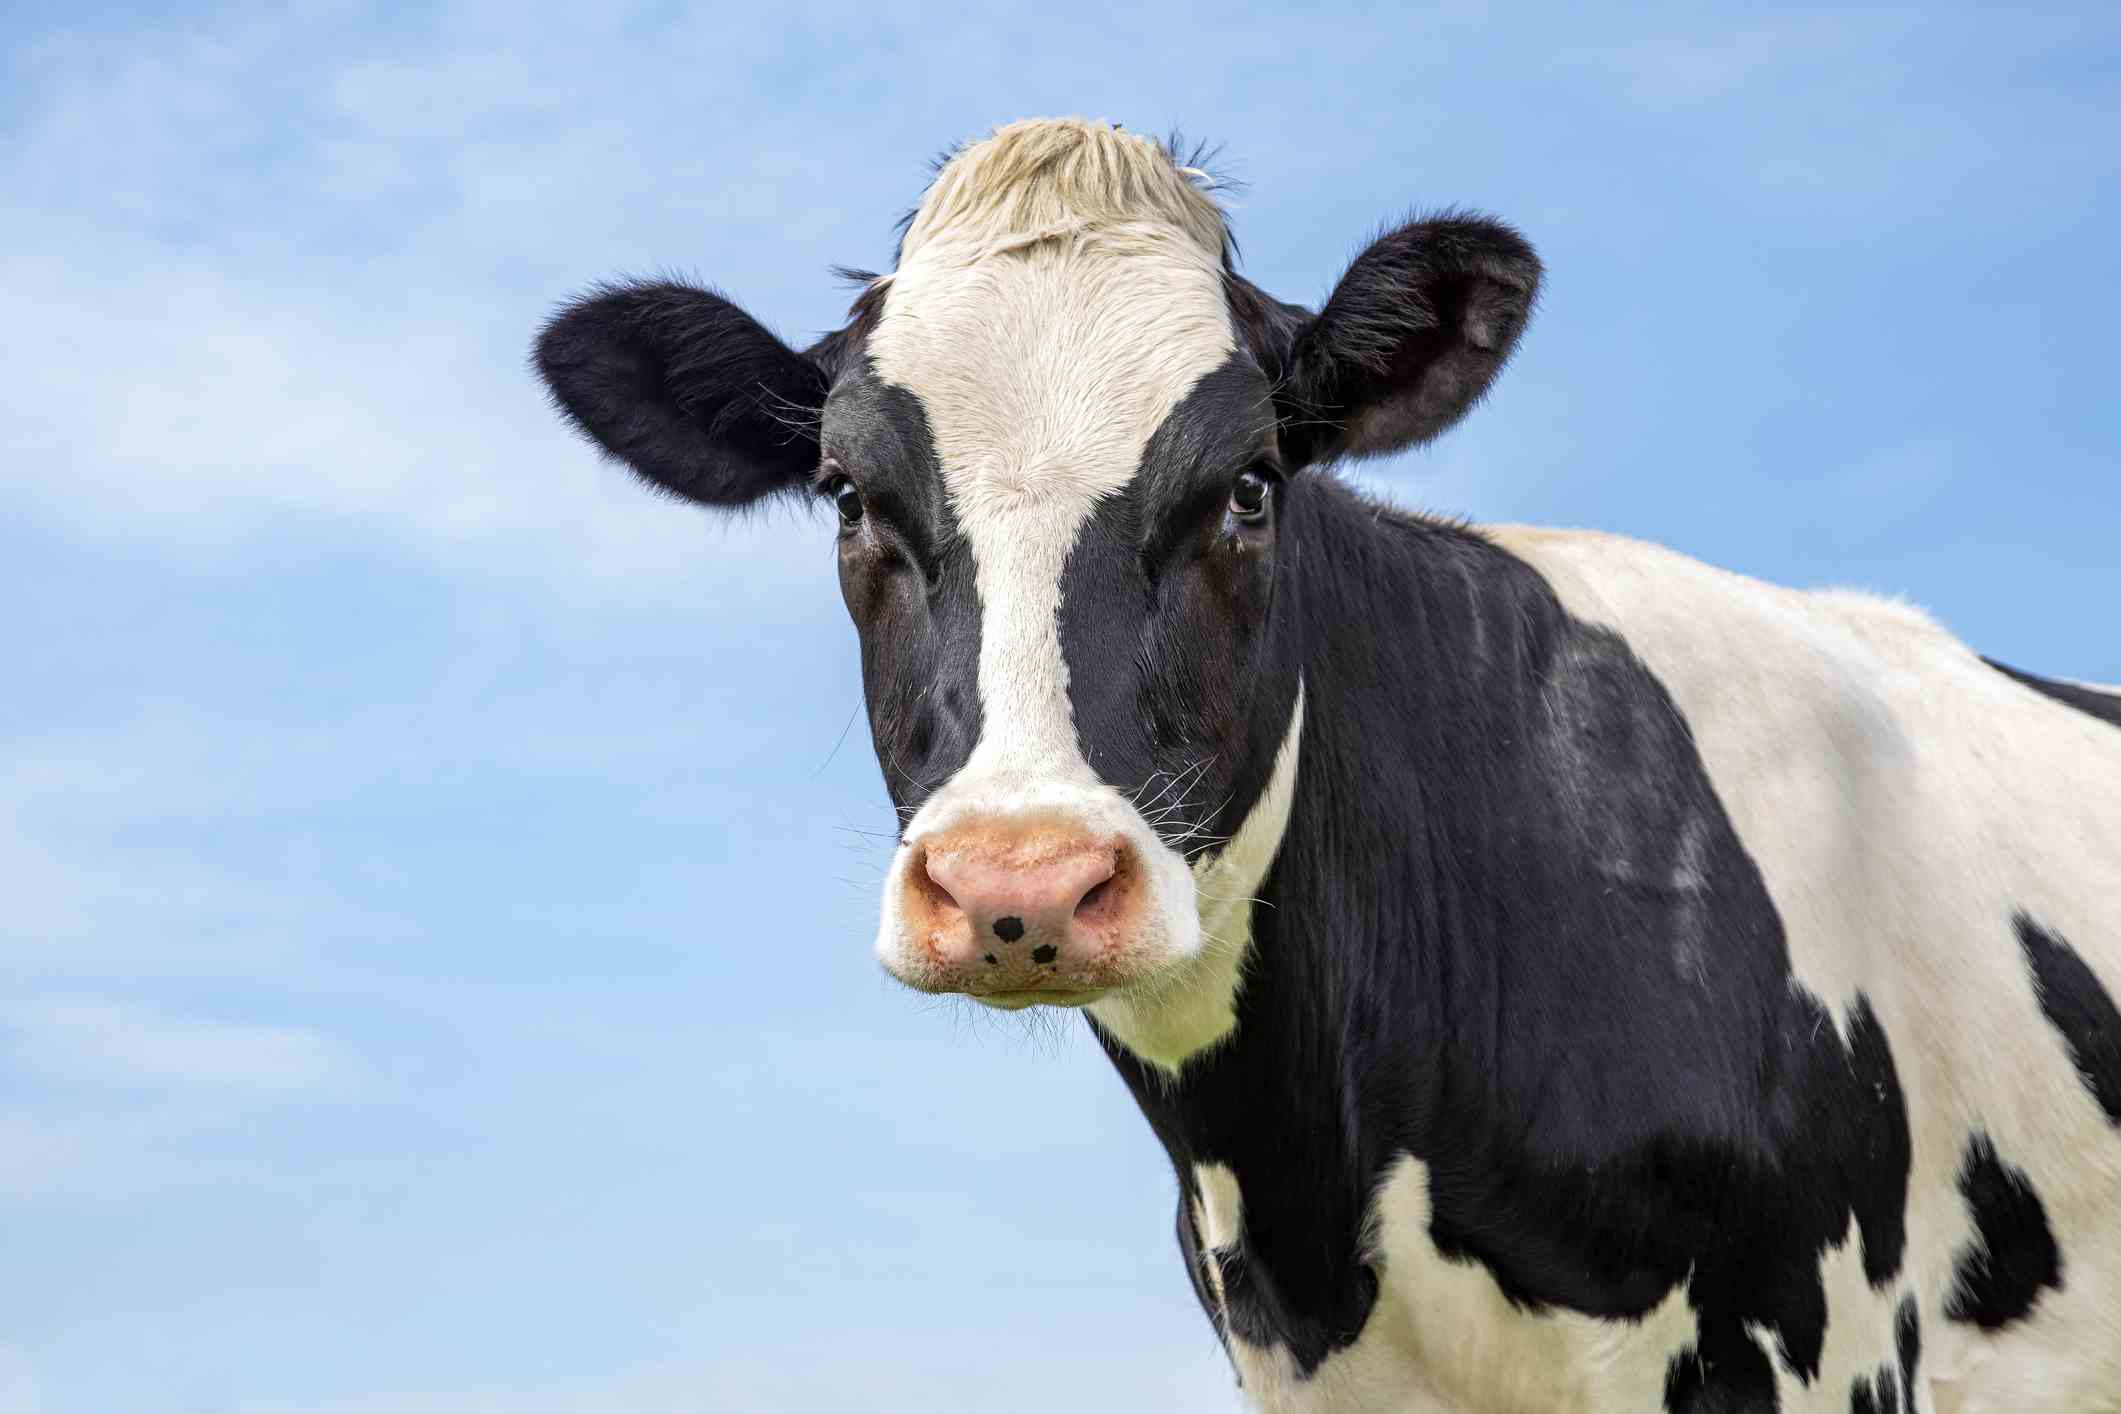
533,280,828,507
1267,214,1541,467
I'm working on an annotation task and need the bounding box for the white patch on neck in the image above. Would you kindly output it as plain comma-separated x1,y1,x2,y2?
1090,683,1305,1072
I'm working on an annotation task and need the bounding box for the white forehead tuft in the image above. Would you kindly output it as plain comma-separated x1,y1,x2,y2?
898,117,1228,266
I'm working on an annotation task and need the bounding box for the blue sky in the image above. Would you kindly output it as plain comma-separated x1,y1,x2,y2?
2,2,2117,1410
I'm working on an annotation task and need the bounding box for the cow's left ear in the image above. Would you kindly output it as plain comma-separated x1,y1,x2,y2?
1258,215,1542,467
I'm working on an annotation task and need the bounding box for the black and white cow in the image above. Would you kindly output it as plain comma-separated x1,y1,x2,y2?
534,118,2121,1412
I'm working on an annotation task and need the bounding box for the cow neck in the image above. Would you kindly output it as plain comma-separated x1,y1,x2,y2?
1098,471,1567,1197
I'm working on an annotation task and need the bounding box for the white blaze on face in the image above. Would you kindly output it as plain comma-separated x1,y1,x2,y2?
863,120,1248,998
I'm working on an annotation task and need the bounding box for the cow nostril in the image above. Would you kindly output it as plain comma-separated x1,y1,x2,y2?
1073,855,1123,924
917,848,965,920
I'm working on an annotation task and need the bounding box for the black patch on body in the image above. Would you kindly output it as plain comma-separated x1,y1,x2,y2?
1849,1305,1920,1414
2016,913,2121,1124
1945,1133,2062,1330
1663,1324,1778,1413
1895,1296,1921,1412
1985,658,2121,732
1848,1365,1898,1414
1092,479,1917,1388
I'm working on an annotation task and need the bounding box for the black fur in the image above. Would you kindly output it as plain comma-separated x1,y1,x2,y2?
534,280,828,505
1895,1296,1921,1412
1944,1133,2063,1330
1986,658,2121,732
1849,1365,1896,1414
824,365,981,811
1263,215,1542,465
2017,913,2121,1125
1662,1324,1778,1413
1849,1307,1920,1414
1057,354,1295,856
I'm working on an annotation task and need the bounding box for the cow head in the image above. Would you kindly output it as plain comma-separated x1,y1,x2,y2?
535,119,1538,1061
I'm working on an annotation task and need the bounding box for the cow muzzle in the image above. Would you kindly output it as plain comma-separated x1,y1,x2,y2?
877,788,1197,1007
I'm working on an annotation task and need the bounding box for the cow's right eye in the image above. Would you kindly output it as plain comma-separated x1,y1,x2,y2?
829,475,865,526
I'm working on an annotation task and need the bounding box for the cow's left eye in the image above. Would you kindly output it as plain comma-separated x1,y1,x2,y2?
1230,468,1273,521
828,474,865,526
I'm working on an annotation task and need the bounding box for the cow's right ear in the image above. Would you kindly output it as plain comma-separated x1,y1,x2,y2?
534,280,828,507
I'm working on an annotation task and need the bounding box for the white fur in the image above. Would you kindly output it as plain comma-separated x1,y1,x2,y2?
867,121,1241,996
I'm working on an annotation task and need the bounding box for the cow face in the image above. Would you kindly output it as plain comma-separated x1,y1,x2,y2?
535,119,1538,1036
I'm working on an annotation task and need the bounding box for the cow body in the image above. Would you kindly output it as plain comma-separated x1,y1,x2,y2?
533,118,2121,1411
1108,492,2121,1412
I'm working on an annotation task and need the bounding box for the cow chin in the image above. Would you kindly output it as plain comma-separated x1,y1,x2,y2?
874,775,1202,1007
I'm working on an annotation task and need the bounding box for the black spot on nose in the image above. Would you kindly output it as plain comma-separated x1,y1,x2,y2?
1031,943,1058,965
993,916,1025,942
983,953,998,966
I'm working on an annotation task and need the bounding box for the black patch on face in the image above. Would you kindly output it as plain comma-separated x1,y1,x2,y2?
992,916,1025,943
1945,1132,2063,1330
1056,353,1295,859
2016,912,2121,1124
1031,943,1058,966
824,365,981,816
1093,480,1915,1381
982,953,997,966
1985,657,2121,732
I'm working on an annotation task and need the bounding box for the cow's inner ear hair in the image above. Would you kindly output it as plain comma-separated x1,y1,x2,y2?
534,279,830,509
1243,214,1542,469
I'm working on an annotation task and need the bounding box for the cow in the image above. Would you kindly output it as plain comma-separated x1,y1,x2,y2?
533,118,2121,1412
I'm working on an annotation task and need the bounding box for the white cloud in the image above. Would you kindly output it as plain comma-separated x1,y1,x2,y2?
1,997,355,1097
0,999,359,1203
0,4,857,600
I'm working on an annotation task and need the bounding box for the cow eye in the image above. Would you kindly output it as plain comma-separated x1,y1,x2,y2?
1229,468,1272,521
828,474,865,526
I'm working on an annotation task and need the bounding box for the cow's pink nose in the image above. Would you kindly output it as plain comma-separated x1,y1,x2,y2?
924,845,1117,950
900,827,1138,992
